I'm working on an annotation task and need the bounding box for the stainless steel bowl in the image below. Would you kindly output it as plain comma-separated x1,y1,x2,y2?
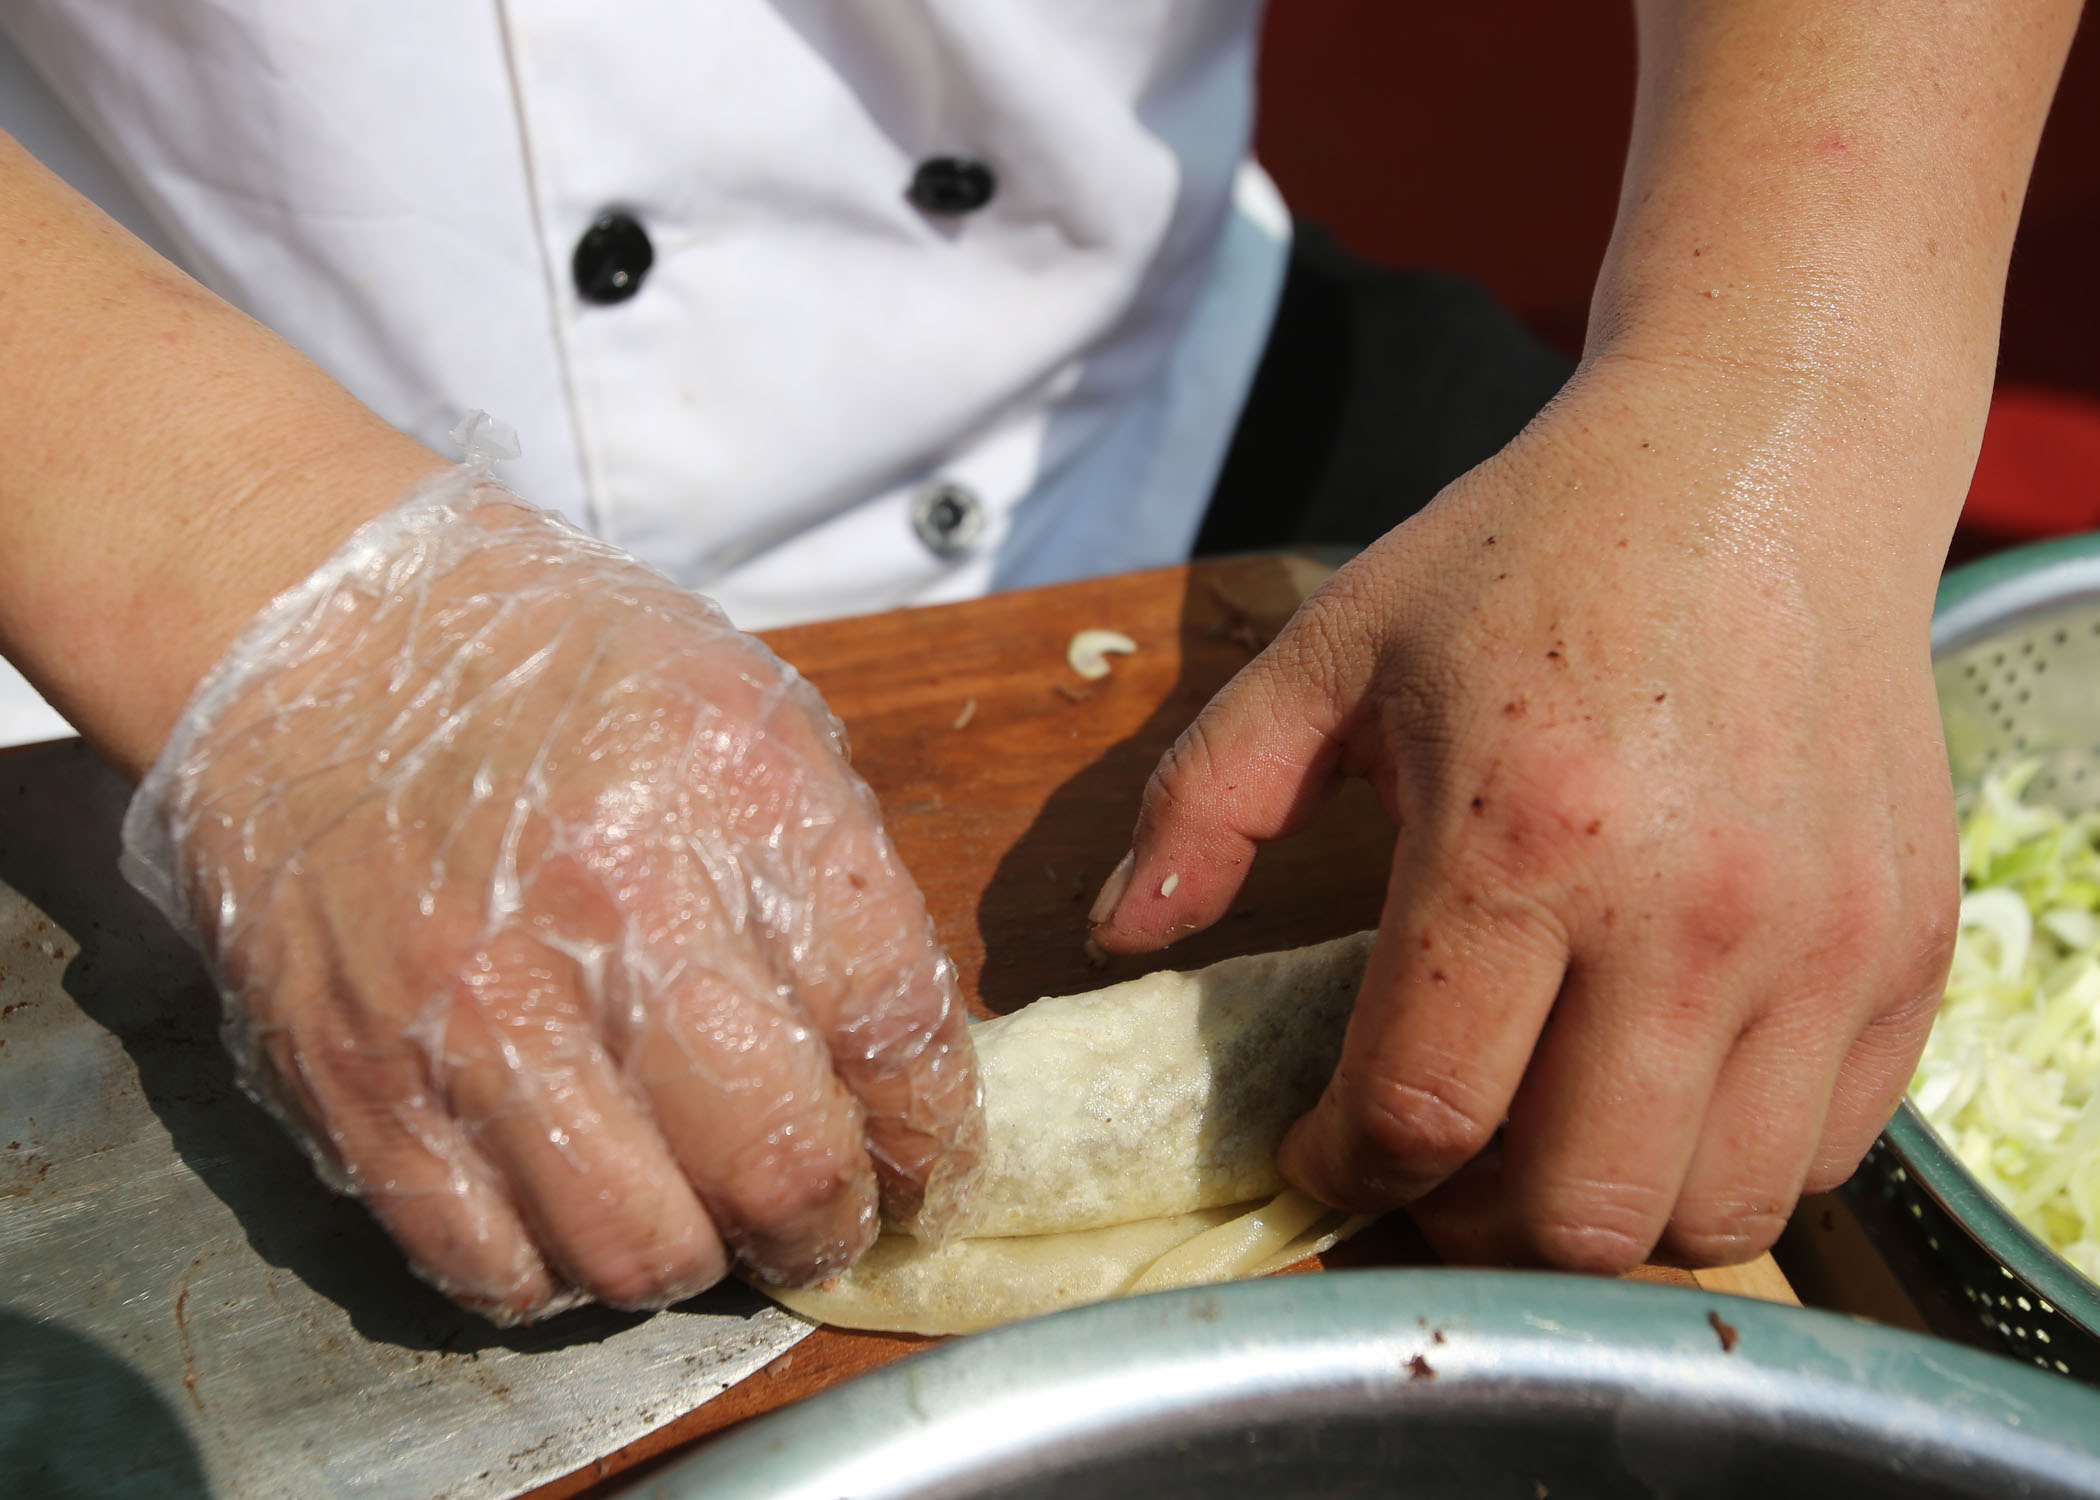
628,1271,2100,1499
1851,534,2100,1380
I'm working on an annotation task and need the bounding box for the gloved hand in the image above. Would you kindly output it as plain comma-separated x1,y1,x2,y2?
122,421,982,1324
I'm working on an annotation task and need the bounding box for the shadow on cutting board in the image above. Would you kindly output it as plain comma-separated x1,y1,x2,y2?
974,554,1398,1013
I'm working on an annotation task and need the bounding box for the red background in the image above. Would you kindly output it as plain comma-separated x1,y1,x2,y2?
1252,2,2100,547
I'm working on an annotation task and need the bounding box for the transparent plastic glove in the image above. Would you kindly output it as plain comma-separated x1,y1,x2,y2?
121,419,982,1324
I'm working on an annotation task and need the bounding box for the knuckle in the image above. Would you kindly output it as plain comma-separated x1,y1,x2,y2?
1460,779,1592,888
845,955,965,1060
1288,591,1367,683
716,1146,872,1247
1663,847,1778,971
1801,1159,1858,1197
1438,845,1570,953
1877,981,1943,1055
1524,1186,1665,1274
1529,1220,1652,1276
1451,753,1627,903
1810,854,1908,976
1805,1131,1876,1195
575,1238,726,1308
1845,983,1940,1090
372,1184,549,1310
556,1188,730,1306
572,1255,658,1308
1663,1202,1790,1267
1352,1067,1500,1179
1904,881,1960,995
1145,718,1225,821
856,1035,981,1160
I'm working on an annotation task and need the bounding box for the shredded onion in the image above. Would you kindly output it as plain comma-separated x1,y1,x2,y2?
1912,760,2100,1282
1067,629,1137,681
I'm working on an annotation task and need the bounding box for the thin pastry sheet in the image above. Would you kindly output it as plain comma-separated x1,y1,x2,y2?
760,933,1377,1334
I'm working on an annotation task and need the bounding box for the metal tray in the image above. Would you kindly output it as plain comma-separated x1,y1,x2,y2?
0,740,809,1500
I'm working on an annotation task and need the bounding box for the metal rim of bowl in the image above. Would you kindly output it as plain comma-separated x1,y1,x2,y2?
1890,531,2100,1357
1880,1104,2100,1346
634,1270,2100,1499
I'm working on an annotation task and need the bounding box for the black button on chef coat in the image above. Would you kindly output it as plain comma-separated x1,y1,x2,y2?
910,480,985,556
907,157,996,215
572,211,655,304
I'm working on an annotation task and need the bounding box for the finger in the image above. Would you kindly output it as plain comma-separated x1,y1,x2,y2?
258,1022,565,1323
432,933,731,1309
1402,1142,1509,1265
792,814,983,1239
1089,646,1349,954
542,651,891,1277
1276,833,1569,1212
1807,987,1940,1192
359,1109,568,1322
688,672,982,1240
1654,1004,1840,1266
1411,949,1737,1274
1804,853,1953,1192
608,941,883,1286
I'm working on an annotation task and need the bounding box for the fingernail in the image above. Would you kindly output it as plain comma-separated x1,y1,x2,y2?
1089,850,1135,926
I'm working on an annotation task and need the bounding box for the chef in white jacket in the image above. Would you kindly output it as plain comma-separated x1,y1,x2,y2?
0,2,2079,1321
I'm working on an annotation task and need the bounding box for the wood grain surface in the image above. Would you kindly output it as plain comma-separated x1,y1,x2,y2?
779,551,1383,1018
523,556,1794,1499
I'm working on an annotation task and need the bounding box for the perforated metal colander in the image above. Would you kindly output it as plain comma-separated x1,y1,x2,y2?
1856,534,2100,1382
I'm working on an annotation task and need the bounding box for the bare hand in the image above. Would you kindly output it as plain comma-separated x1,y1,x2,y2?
1091,365,1958,1270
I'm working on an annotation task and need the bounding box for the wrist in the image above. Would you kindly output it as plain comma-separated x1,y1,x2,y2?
25,423,447,779
0,136,460,775
1562,0,2081,586
1511,347,1975,599
1583,235,2001,465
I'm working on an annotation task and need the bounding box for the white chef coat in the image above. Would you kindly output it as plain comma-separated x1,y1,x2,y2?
0,3,1289,746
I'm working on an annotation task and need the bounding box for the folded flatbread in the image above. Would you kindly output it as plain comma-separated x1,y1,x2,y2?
761,931,1377,1334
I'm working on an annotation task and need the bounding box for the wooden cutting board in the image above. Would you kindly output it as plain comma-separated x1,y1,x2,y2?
527,554,1795,1498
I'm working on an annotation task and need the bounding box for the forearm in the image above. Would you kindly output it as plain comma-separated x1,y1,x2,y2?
0,131,446,775
1585,0,2082,562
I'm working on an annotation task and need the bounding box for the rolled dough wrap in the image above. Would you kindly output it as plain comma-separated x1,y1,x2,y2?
760,931,1377,1335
